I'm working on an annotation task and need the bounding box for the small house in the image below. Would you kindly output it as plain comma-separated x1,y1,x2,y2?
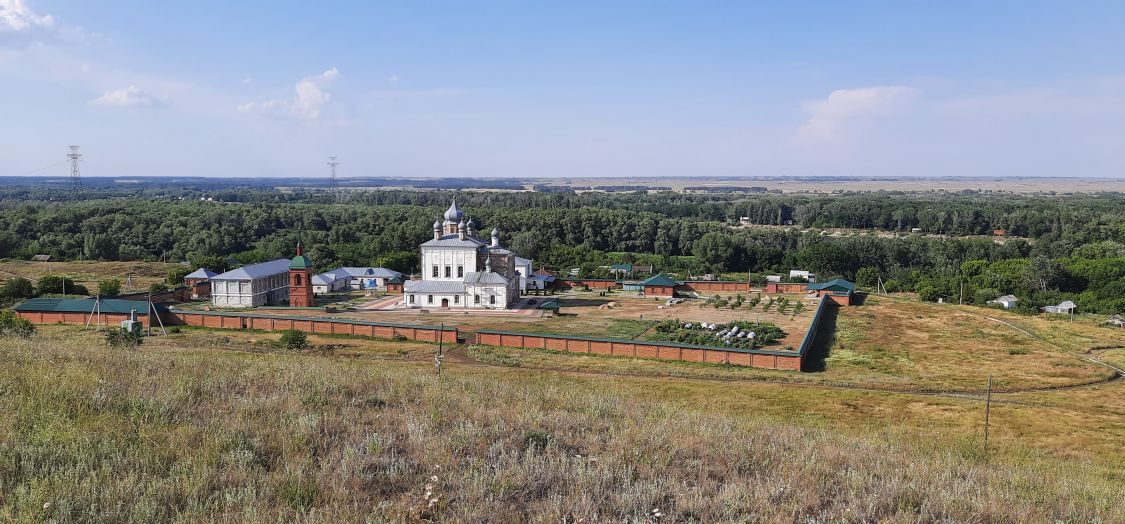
641,274,678,298
789,270,816,283
184,268,218,298
806,279,856,305
988,295,1020,310
384,275,405,294
1042,300,1077,315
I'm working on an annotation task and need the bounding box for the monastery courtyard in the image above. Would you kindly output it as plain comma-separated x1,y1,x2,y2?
233,289,820,351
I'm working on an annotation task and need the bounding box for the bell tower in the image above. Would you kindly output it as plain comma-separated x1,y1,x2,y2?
289,244,314,307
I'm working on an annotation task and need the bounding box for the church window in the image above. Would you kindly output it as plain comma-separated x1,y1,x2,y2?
427,295,434,304
294,274,302,286
432,265,439,278
454,295,460,304
474,294,480,304
445,266,452,278
490,295,496,305
457,265,464,278
409,295,415,304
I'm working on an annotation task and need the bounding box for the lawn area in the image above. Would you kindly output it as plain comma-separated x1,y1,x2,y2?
0,326,1122,521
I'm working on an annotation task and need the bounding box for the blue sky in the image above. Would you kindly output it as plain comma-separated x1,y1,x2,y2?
2,1,1124,178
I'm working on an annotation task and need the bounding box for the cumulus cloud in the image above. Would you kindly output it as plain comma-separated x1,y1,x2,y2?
238,67,339,119
797,85,921,140
92,85,168,107
0,0,53,32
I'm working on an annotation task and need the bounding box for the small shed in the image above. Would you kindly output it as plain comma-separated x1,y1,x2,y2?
1042,300,1077,315
384,276,405,294
988,295,1020,310
641,274,678,298
31,254,52,262
806,279,856,305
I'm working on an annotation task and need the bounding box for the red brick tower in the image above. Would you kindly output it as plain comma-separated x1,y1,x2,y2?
289,244,314,307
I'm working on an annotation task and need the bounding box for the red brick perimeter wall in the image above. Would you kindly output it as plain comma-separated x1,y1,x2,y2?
473,331,802,371
679,281,753,293
18,310,457,344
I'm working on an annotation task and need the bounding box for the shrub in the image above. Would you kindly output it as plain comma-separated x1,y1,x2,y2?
0,310,36,338
166,266,192,285
36,275,89,296
1,277,34,299
280,329,309,350
98,278,122,297
149,282,170,293
105,328,143,349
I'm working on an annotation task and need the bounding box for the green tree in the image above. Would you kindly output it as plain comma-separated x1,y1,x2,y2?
36,275,89,296
1,277,35,299
149,282,170,293
98,278,122,296
166,267,193,286
855,266,879,289
373,251,417,274
692,232,735,275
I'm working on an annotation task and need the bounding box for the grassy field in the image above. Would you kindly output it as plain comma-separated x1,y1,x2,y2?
0,260,178,293
0,325,1122,522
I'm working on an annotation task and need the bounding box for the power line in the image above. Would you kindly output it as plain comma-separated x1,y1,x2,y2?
67,145,82,192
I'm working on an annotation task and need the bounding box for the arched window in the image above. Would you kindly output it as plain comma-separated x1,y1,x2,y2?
474,294,480,304
445,266,452,278
294,274,302,286
432,265,439,278
457,265,464,278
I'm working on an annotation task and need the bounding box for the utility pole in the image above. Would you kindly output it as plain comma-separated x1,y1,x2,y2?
434,322,445,380
67,145,82,193
983,374,993,456
327,156,340,201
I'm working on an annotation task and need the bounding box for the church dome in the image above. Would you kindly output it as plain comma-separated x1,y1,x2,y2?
433,220,441,230
491,227,499,237
444,199,464,222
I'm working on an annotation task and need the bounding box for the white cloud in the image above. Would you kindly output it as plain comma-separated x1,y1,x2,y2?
239,67,339,120
0,0,53,32
240,74,253,85
92,85,168,107
797,85,921,140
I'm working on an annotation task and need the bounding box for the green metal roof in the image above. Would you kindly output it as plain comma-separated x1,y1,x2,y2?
609,263,633,271
289,255,313,270
385,276,405,284
641,274,677,286
806,279,855,293
15,298,166,315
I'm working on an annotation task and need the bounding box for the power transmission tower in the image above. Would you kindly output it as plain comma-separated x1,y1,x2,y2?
67,145,82,192
327,156,340,201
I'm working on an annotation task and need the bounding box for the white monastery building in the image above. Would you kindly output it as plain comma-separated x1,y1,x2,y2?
209,258,291,308
404,199,530,309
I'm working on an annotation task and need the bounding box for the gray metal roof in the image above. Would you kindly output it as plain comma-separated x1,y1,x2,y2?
211,259,291,280
185,268,218,279
464,271,510,285
404,280,466,293
420,234,486,249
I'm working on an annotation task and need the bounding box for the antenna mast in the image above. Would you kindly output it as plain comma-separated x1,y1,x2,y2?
327,156,340,201
67,145,82,192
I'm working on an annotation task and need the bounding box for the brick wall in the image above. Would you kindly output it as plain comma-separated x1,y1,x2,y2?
678,281,753,293
473,330,802,370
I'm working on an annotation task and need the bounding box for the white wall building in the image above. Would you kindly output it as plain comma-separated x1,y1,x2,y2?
210,259,291,308
404,199,525,309
312,267,403,294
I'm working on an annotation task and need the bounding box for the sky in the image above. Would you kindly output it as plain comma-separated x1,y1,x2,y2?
1,0,1124,179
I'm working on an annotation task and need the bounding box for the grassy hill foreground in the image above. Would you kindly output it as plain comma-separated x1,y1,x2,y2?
0,328,1122,522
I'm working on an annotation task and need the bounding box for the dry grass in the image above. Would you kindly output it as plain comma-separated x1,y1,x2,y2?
0,326,1123,522
823,297,1115,391
0,260,177,292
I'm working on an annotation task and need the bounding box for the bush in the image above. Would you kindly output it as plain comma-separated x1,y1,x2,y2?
36,275,89,296
280,329,309,350
105,328,143,349
98,278,122,296
0,277,34,298
149,282,170,293
0,310,36,338
167,266,193,285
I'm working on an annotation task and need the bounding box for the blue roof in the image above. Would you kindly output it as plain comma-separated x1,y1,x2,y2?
211,259,291,280
185,268,217,279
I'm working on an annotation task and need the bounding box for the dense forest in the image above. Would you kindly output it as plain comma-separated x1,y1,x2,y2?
0,187,1123,314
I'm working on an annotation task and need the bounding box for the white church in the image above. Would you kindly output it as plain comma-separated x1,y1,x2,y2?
403,199,532,309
